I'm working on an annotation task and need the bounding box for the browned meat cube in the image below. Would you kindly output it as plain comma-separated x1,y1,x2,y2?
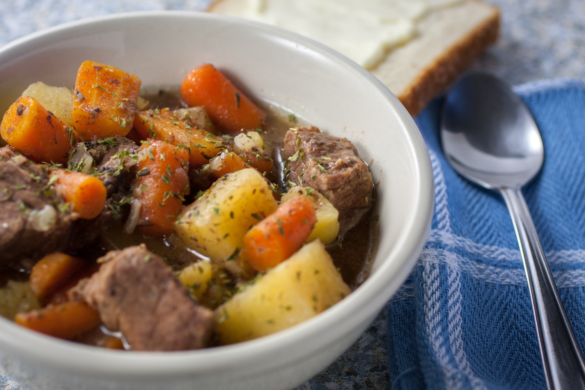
66,136,139,251
79,246,213,351
282,127,374,233
0,147,74,267
69,136,139,196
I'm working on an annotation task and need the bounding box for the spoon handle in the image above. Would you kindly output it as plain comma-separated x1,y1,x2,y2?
500,187,585,390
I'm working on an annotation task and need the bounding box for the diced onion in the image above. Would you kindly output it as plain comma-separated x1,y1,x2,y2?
136,96,150,111
69,144,94,173
29,205,58,232
124,200,142,234
209,154,224,172
233,132,264,154
80,155,94,174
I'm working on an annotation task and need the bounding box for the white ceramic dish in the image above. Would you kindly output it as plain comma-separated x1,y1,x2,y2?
0,11,433,390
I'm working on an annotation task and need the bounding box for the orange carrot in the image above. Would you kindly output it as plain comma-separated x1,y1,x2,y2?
15,301,100,340
210,152,252,178
240,151,273,176
71,60,141,140
242,196,317,272
134,108,224,167
0,96,79,164
181,64,266,133
45,263,100,306
101,336,124,350
133,140,190,236
52,169,107,219
29,253,84,302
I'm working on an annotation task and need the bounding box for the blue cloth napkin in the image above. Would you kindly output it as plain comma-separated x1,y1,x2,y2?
387,79,585,390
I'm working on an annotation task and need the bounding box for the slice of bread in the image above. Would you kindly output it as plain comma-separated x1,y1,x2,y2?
207,0,500,117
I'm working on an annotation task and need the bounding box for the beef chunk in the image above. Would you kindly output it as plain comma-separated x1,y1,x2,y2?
79,246,213,351
283,127,374,233
188,165,213,193
0,147,74,267
69,136,139,196
66,137,138,251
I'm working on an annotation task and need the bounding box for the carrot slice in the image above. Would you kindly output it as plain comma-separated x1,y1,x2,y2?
51,169,107,219
181,64,266,133
44,263,100,306
71,60,141,140
101,336,124,350
133,140,190,236
240,151,273,176
0,96,78,164
242,196,317,272
134,108,224,167
209,152,252,178
29,253,84,302
15,301,100,340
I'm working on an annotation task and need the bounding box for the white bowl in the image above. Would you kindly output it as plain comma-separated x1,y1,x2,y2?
0,11,433,390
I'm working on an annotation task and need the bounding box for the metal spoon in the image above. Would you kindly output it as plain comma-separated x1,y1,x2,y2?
441,72,585,390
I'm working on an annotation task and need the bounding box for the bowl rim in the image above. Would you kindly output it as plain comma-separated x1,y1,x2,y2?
0,10,434,378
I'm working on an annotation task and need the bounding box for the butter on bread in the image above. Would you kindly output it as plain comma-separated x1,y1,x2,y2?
206,0,499,117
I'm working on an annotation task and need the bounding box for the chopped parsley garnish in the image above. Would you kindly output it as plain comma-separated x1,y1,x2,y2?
288,150,300,162
175,143,190,152
137,167,150,177
47,175,59,187
98,137,118,147
67,127,76,146
276,218,285,236
227,247,240,261
94,84,110,93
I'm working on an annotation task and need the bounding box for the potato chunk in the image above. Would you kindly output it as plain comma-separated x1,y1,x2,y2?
175,168,278,262
0,281,40,320
22,82,73,126
178,261,213,301
282,186,340,244
214,240,350,345
233,131,264,154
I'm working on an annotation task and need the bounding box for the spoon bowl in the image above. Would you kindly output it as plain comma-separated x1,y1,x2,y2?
442,72,543,189
441,72,585,390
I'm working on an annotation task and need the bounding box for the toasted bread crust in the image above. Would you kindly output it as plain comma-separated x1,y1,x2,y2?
206,0,500,117
398,7,500,116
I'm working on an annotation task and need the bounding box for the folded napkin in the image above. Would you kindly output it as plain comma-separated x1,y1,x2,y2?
387,79,585,390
